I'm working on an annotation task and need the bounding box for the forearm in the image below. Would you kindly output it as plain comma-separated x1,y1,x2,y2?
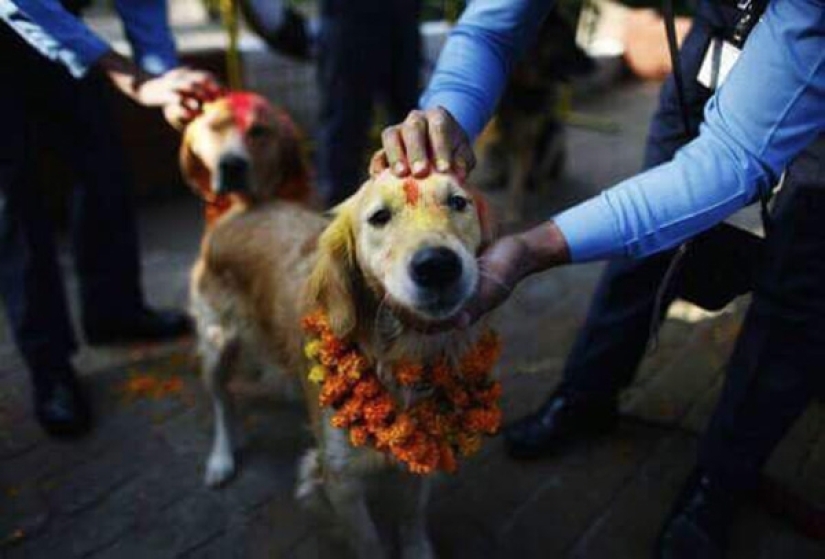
554,0,825,262
518,221,571,276
2,0,110,77
420,0,553,140
95,50,152,102
115,0,178,74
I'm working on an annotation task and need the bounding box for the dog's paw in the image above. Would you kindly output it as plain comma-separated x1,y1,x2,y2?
204,452,236,487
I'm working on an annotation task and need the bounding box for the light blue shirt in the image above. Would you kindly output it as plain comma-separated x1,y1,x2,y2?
422,0,825,261
0,0,177,78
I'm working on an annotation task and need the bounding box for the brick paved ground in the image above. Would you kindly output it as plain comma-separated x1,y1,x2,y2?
1,80,824,559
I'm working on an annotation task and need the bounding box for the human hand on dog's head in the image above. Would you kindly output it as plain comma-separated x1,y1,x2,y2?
370,107,476,182
137,67,224,129
99,53,222,127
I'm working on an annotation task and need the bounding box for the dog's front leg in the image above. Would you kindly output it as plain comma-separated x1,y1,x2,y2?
201,327,240,487
396,475,436,559
325,475,386,559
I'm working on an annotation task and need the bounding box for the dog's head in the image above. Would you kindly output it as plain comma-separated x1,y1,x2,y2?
307,171,494,338
180,92,309,210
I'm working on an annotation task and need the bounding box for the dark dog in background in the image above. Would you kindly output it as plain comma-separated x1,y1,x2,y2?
479,7,593,222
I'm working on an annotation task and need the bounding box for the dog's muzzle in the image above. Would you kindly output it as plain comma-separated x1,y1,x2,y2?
216,154,250,195
410,247,463,289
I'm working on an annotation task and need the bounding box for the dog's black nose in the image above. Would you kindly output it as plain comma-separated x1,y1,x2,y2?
410,247,463,289
216,154,249,194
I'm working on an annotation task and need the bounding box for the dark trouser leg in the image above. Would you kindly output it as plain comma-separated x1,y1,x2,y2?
316,0,420,207
383,0,421,123
698,136,825,492
0,30,76,385
53,74,144,324
316,11,377,207
561,19,715,396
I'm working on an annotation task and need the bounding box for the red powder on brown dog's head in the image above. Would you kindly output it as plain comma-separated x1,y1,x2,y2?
226,92,269,132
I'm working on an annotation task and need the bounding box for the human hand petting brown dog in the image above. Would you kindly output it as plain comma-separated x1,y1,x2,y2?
374,109,572,330
98,51,223,128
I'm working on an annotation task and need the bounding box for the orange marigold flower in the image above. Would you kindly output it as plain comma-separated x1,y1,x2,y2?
363,394,394,425
332,396,364,428
455,433,482,457
430,361,452,387
350,426,369,447
394,360,425,386
376,415,415,446
353,377,382,399
338,352,367,380
303,311,503,475
319,375,351,407
446,386,471,409
438,443,458,473
411,401,439,434
460,331,501,380
463,407,502,435
474,382,502,406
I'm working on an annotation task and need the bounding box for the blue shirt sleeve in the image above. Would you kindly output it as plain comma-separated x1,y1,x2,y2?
554,0,825,261
1,0,110,77
420,0,554,140
114,0,178,75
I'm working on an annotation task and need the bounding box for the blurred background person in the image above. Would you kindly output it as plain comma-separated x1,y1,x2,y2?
0,0,219,437
316,0,421,207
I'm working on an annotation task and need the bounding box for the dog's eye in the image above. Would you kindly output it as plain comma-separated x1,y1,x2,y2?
368,208,392,227
447,195,469,212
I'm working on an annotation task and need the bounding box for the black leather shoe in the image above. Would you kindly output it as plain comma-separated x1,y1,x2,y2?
34,372,92,438
84,306,192,346
504,389,618,459
656,469,740,559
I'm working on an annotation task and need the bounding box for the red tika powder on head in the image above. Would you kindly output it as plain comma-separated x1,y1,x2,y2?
227,92,265,132
403,178,421,206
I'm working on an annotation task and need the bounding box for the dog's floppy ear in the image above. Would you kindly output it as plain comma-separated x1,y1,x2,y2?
273,109,312,202
306,202,358,338
179,127,213,200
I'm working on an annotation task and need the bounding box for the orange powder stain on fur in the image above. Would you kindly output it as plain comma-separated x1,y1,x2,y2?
120,373,184,401
403,179,421,206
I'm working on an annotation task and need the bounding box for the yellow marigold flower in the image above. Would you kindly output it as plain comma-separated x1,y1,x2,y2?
304,340,322,360
308,365,327,384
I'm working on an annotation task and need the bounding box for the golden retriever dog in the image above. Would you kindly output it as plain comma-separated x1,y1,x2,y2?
179,91,313,226
184,151,494,557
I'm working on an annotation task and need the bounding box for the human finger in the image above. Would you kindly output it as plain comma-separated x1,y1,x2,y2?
381,125,408,176
369,149,389,177
427,108,454,173
400,110,430,178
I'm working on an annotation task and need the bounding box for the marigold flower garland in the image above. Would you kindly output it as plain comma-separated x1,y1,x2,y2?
302,310,503,474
